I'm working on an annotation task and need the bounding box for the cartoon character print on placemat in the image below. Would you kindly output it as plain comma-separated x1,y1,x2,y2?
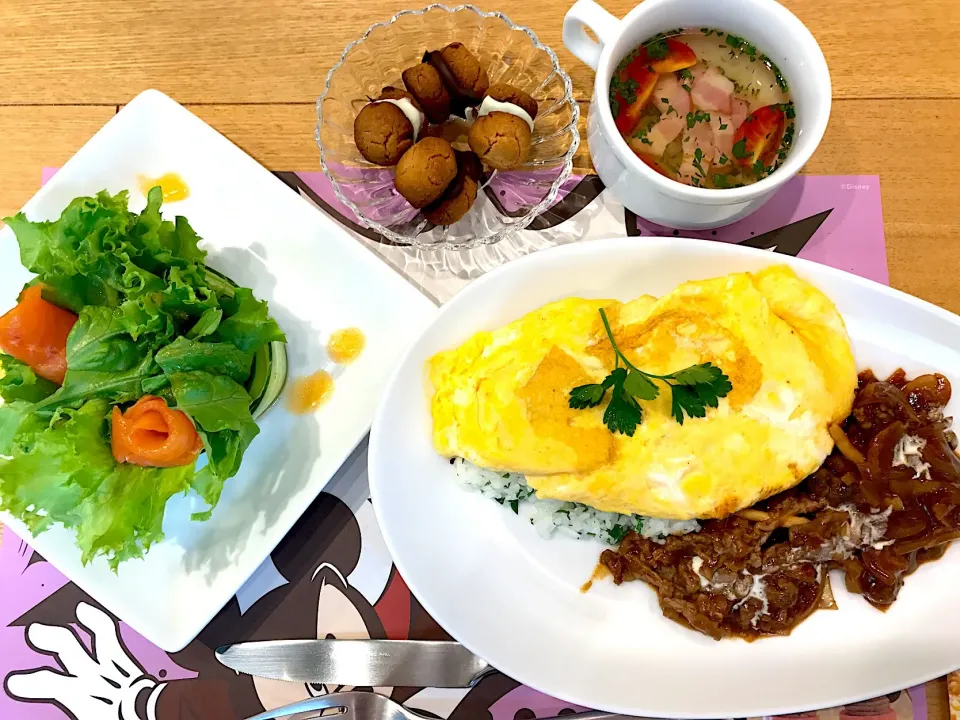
1,452,587,719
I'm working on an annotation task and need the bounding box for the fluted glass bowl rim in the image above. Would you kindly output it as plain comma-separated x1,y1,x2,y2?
315,4,580,250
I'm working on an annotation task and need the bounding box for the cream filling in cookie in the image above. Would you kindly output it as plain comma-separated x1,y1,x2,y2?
475,96,535,131
376,98,423,140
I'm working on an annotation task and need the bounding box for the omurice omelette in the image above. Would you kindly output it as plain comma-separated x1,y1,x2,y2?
429,266,856,521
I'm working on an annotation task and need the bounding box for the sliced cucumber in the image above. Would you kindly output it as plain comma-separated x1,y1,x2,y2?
246,344,271,406
251,341,288,419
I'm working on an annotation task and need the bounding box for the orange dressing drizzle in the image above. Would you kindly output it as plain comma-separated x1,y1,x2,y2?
287,370,335,414
328,327,365,364
139,173,190,202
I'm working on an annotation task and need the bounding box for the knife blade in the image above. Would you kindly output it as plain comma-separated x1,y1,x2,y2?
215,639,494,688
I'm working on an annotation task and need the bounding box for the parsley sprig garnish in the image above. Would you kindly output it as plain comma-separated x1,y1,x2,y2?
568,308,733,436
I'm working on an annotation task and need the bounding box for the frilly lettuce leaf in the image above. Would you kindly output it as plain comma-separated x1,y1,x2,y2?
0,355,58,403
0,398,195,569
214,287,286,352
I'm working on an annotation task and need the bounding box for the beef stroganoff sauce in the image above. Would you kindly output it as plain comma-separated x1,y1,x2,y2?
609,28,795,189
601,371,960,640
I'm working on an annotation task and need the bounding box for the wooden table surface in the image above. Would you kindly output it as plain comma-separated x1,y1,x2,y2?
1,0,958,716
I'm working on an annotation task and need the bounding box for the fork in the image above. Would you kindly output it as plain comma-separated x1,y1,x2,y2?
245,691,634,720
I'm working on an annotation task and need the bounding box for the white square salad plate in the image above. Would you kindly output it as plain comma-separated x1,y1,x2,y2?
0,89,436,652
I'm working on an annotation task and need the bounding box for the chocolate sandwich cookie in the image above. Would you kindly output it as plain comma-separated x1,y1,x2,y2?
468,112,533,171
485,83,538,120
394,136,458,209
376,86,423,109
402,63,451,123
353,87,426,166
353,103,415,166
423,150,483,225
423,42,490,118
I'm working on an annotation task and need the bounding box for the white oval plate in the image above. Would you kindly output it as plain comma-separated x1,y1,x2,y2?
369,237,960,718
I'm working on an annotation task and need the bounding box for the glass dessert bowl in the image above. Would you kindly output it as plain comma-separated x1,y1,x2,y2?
316,4,580,249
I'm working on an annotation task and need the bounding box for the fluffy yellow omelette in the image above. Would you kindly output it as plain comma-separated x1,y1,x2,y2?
428,266,857,520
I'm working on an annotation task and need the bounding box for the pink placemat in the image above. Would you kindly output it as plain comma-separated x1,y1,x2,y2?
0,171,920,720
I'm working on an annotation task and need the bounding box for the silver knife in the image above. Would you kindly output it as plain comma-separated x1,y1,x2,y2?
215,639,495,688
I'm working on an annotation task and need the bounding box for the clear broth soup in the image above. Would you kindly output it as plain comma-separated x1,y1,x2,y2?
609,28,795,189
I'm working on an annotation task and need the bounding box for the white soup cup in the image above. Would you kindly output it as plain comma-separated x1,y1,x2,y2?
562,0,831,228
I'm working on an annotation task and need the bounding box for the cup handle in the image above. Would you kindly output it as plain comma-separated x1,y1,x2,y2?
562,0,621,71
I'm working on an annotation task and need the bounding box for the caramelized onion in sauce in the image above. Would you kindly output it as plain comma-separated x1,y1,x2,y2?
600,370,960,640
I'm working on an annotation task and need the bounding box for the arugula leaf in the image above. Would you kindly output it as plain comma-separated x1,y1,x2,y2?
196,422,259,485
156,337,253,384
168,371,255,433
33,306,162,411
66,306,144,372
189,420,260,520
141,374,171,395
37,353,159,411
214,287,286,353
186,307,223,340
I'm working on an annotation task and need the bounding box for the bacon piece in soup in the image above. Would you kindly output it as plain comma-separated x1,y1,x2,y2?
653,74,691,117
691,66,734,114
732,97,750,131
710,113,735,161
631,113,685,158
